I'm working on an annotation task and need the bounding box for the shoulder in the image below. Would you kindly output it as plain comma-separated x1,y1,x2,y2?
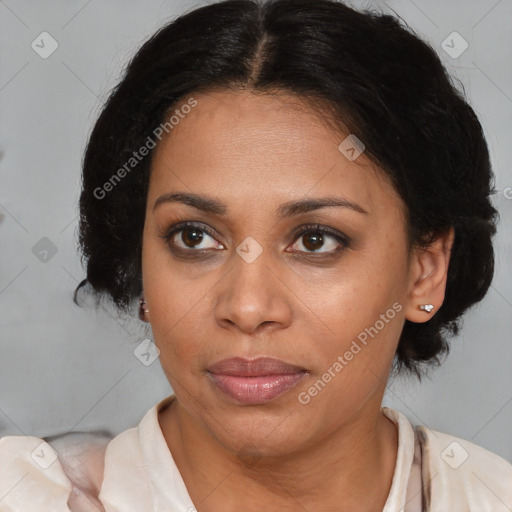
0,434,73,509
417,425,512,511
0,432,112,512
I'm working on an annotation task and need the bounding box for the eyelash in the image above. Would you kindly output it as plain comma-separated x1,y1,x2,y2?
158,221,351,257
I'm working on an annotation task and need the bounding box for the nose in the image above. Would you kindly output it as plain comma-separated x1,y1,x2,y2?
214,252,292,335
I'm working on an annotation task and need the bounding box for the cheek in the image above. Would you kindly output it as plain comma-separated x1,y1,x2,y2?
299,311,403,428
297,256,406,386
298,257,399,333
142,236,202,322
149,303,208,372
141,239,193,363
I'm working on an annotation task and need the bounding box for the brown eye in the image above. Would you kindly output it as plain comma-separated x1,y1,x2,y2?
181,227,204,248
288,225,349,254
302,232,324,251
162,222,224,252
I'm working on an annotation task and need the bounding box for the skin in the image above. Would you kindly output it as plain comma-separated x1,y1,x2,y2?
140,90,454,511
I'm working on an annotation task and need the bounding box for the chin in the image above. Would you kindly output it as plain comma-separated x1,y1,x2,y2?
200,402,317,459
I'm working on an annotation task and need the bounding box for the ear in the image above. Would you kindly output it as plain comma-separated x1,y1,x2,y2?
404,227,455,323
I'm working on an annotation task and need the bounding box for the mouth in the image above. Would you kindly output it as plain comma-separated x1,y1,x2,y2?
207,357,308,405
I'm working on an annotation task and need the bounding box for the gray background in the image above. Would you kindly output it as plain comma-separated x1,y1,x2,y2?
1,0,511,462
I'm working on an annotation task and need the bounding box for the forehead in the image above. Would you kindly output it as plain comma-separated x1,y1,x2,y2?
148,90,402,219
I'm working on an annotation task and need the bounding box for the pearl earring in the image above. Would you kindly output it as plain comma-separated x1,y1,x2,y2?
139,298,149,314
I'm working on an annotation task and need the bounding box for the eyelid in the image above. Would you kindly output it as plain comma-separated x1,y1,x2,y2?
290,223,349,242
288,223,350,252
158,221,224,249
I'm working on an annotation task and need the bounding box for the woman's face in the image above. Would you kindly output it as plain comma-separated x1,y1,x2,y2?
142,90,417,455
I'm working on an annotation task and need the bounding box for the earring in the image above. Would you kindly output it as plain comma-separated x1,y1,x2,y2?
418,304,434,313
139,298,149,314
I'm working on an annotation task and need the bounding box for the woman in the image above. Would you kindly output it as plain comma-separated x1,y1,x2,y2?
1,0,510,510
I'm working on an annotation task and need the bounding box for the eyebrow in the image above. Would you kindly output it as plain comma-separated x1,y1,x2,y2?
152,192,368,216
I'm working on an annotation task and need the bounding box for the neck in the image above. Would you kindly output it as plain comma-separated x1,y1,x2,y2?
159,397,398,512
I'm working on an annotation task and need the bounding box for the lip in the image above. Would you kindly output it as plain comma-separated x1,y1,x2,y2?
208,357,306,376
207,357,308,405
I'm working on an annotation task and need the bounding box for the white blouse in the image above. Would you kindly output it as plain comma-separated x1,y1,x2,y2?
1,395,511,511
